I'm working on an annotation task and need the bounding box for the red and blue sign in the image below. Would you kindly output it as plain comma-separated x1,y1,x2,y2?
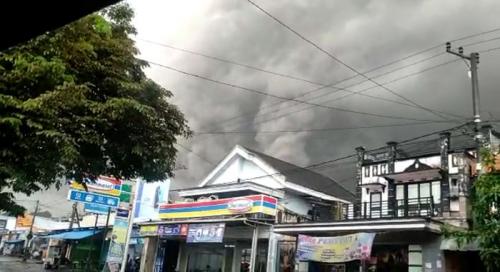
159,194,277,219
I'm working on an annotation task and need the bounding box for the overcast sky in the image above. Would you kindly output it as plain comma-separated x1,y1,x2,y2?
21,0,500,216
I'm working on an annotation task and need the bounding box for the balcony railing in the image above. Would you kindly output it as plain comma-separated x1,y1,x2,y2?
340,197,436,221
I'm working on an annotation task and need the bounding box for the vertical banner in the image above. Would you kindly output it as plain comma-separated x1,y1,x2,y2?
105,182,134,272
297,233,376,263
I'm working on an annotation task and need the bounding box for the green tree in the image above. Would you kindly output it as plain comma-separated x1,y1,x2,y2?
445,149,500,271
0,3,190,215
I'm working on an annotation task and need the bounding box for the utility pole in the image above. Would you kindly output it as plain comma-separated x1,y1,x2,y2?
446,42,483,171
23,200,39,261
69,202,81,229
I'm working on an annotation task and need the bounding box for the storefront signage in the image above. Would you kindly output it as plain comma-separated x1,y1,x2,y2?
159,194,277,219
106,217,128,271
157,224,188,236
69,176,122,196
227,197,253,213
67,190,120,208
84,203,112,215
139,225,159,237
116,208,129,218
187,223,225,243
297,233,376,263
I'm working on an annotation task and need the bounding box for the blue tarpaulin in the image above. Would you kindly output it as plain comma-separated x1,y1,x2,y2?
45,229,102,240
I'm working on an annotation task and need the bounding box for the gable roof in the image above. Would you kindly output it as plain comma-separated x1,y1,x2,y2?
242,147,355,202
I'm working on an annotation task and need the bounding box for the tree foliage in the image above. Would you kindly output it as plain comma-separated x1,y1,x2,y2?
445,149,500,271
0,3,190,215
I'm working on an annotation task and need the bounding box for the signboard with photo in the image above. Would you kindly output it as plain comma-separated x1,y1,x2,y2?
297,233,376,263
187,223,225,243
134,179,170,222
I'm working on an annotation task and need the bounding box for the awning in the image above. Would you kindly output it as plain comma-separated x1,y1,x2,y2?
383,168,441,183
4,239,25,244
440,238,480,251
45,229,102,240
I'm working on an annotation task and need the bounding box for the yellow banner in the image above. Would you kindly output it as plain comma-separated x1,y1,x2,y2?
139,225,158,236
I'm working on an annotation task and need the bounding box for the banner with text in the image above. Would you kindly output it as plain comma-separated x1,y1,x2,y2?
297,233,375,263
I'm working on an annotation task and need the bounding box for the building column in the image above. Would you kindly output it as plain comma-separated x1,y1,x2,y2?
355,146,366,217
249,226,259,272
266,227,278,272
387,141,397,215
140,236,158,272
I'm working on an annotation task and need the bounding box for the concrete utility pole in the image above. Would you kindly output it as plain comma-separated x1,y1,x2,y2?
23,200,39,261
446,42,483,170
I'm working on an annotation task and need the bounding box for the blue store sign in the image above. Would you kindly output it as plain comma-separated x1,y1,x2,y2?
68,189,120,208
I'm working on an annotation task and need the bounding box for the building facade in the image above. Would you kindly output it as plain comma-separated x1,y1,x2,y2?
274,125,498,272
138,145,354,272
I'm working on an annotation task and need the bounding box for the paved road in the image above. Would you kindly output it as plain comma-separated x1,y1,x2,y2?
0,255,75,272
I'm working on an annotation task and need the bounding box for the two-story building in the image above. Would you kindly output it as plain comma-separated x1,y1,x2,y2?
274,124,498,272
137,145,354,272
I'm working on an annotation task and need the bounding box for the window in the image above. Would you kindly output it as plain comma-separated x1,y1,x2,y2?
364,167,370,177
372,165,378,176
396,185,405,200
420,183,430,198
452,155,463,167
432,181,441,204
451,178,458,187
380,164,387,174
408,184,419,199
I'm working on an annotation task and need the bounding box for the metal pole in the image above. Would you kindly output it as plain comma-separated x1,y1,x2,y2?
249,226,259,272
23,200,39,261
120,185,137,272
86,214,99,269
100,207,112,268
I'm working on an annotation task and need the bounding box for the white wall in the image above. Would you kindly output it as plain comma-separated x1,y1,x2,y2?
211,156,242,185
0,215,16,231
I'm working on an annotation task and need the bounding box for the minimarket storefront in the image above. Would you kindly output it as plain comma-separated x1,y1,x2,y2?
272,218,445,272
138,195,278,272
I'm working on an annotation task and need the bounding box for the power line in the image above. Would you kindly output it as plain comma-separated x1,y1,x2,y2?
193,120,452,136
241,43,500,128
238,58,464,128
136,38,460,123
135,37,327,87
246,0,454,122
216,32,500,129
220,52,455,129
175,143,215,166
141,58,451,123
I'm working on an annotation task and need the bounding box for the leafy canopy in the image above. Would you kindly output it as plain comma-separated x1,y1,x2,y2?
445,149,500,271
0,4,190,215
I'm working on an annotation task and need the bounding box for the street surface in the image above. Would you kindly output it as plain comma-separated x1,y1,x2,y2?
0,255,71,272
